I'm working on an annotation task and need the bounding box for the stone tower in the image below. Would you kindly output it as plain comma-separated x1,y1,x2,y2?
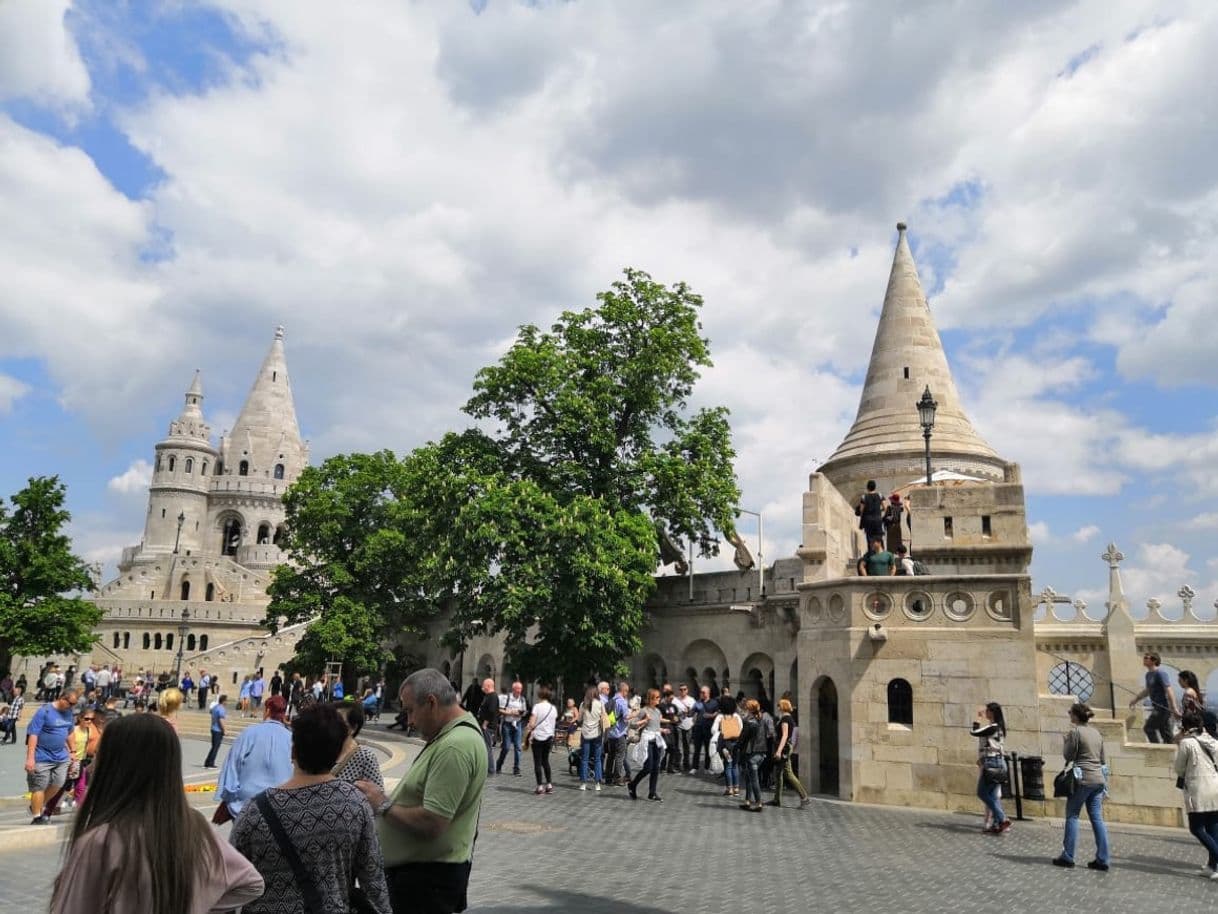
817,222,1006,499
142,371,220,556
210,326,310,572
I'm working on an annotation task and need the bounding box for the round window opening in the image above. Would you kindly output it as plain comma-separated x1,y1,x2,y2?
904,591,934,621
864,592,892,620
1047,661,1094,702
987,590,1013,620
944,591,975,621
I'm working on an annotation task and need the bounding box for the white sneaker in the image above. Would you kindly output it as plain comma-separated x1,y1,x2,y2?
595,783,602,792
1209,870,1218,881
1199,867,1214,877
579,783,587,791
687,769,696,775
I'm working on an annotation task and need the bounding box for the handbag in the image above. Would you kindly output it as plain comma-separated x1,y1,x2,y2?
981,753,1009,785
256,792,377,914
1053,768,1074,798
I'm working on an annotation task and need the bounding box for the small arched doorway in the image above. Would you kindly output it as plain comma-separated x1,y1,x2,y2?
816,677,839,796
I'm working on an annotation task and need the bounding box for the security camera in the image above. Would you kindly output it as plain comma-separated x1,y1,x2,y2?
868,623,888,643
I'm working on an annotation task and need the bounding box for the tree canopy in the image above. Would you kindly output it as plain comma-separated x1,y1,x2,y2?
0,477,99,676
272,269,740,688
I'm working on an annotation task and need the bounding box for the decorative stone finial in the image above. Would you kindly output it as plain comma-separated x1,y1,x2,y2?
896,221,907,232
1072,598,1087,615
1178,584,1196,616
1101,543,1124,569
1146,597,1162,618
274,325,285,340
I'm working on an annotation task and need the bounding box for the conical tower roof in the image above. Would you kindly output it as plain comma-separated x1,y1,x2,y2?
165,370,212,444
818,223,1006,496
224,326,308,482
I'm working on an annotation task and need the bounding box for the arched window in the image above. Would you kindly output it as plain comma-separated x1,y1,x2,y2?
887,679,913,726
222,518,242,556
201,460,208,476
113,632,120,648
180,579,191,601
205,583,215,602
273,525,285,547
216,460,224,476
166,633,174,651
143,633,151,650
239,460,249,476
123,632,130,649
168,455,176,472
187,634,197,651
274,464,285,480
155,455,162,471
199,634,209,651
185,457,193,474
1047,662,1095,702
257,523,271,545
154,633,163,650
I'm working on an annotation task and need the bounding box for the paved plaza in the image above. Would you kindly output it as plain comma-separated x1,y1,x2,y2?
0,738,1214,914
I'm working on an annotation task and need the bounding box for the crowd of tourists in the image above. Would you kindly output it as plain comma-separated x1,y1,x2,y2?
466,675,812,811
20,667,482,914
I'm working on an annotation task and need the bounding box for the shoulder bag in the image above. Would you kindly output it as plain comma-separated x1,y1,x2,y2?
256,791,377,914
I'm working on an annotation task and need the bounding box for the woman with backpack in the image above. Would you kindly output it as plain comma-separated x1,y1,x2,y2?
712,695,742,798
1051,703,1109,870
1175,709,1218,879
738,700,769,813
768,698,811,809
970,702,1011,834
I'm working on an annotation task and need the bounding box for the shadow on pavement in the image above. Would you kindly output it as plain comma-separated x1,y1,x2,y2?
473,887,668,914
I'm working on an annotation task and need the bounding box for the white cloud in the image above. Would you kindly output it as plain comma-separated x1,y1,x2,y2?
1028,521,1052,545
1071,524,1100,544
0,0,90,107
1188,513,1218,530
107,459,153,495
0,373,29,414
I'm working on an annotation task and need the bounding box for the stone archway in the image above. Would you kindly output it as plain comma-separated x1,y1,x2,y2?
682,638,728,695
741,651,776,708
476,653,496,685
641,653,667,691
811,676,840,796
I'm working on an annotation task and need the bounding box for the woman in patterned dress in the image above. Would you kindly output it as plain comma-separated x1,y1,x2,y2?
330,700,384,789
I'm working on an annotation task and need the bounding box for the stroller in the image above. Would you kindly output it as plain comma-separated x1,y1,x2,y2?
566,729,582,776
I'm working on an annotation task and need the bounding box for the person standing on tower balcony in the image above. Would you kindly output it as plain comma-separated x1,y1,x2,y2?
857,539,896,577
855,480,886,550
883,493,910,554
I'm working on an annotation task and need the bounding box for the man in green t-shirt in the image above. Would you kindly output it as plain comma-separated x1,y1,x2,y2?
857,538,896,577
356,668,487,914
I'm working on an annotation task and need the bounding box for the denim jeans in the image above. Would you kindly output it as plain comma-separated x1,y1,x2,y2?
745,752,765,805
976,773,1006,825
1062,783,1109,864
605,734,628,781
1188,811,1218,869
629,740,662,798
692,728,712,770
580,735,603,784
204,730,223,767
497,721,522,772
721,746,738,788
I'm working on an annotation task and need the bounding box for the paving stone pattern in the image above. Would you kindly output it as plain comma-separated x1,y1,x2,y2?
1,768,1216,913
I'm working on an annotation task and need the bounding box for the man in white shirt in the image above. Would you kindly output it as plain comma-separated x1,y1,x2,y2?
95,666,113,701
197,671,212,710
496,681,529,776
672,684,697,774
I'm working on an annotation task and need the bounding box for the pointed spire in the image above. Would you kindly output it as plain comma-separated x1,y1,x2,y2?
818,223,1006,494
226,327,307,482
166,370,210,442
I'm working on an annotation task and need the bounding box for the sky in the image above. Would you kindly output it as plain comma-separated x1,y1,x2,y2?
1,0,1217,622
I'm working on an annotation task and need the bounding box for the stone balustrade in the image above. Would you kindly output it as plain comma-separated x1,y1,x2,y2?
798,573,1029,628
99,599,269,625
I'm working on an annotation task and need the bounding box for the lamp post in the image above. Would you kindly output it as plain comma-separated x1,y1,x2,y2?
173,511,186,554
174,606,190,683
916,386,938,485
737,508,765,599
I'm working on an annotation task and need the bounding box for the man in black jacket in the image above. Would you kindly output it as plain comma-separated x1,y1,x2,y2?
475,678,499,775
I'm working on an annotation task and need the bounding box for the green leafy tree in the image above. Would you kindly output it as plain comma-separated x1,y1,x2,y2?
0,477,99,676
266,451,433,679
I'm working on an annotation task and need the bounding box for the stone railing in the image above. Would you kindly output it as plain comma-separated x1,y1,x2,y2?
797,574,1030,629
209,478,286,498
235,544,286,567
98,599,269,626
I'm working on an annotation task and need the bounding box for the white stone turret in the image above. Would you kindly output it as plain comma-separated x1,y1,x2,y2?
209,327,308,569
140,371,219,558
818,223,1008,498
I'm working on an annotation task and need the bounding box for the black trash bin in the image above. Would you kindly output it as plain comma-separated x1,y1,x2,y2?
1020,755,1045,801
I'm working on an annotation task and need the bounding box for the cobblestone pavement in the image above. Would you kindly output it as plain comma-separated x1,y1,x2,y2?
2,764,1216,913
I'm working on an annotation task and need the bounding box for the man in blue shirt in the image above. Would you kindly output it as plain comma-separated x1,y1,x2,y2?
204,694,228,768
25,686,80,824
250,672,266,712
216,695,292,818
604,681,632,785
1129,651,1179,743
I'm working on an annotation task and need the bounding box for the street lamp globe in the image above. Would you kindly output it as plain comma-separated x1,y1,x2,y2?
916,386,938,431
